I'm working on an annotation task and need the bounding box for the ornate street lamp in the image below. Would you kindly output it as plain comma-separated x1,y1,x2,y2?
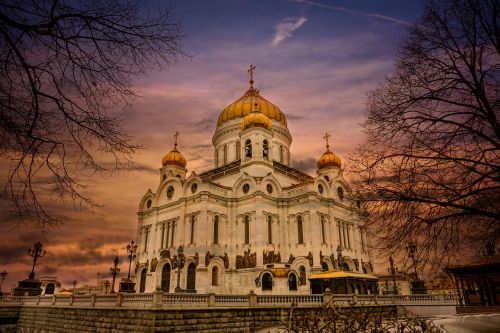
175,245,185,293
0,270,7,295
126,241,138,279
72,280,78,289
406,241,427,294
104,280,110,294
389,256,398,295
28,241,46,280
110,256,120,293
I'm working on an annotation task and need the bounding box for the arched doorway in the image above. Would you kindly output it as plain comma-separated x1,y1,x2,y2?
186,263,196,291
139,269,147,292
161,264,171,292
45,283,55,295
262,272,273,291
288,274,297,291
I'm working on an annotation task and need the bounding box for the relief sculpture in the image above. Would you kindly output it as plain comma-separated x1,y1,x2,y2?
236,249,256,269
263,250,281,264
150,258,159,272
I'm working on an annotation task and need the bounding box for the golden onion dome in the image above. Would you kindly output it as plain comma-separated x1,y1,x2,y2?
317,147,342,169
240,103,273,131
161,147,187,168
217,66,287,128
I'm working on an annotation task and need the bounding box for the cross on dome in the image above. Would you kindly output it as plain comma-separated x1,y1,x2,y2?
323,132,331,150
173,131,179,148
247,64,256,88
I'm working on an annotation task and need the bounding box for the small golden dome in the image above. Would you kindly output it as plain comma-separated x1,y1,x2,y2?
317,147,342,169
240,103,273,131
161,147,187,168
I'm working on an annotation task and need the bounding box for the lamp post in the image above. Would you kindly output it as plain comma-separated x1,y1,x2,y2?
110,256,120,293
72,280,77,290
406,241,427,294
0,270,7,296
406,241,418,280
389,256,398,295
28,241,46,280
175,246,184,293
104,280,110,294
126,241,138,279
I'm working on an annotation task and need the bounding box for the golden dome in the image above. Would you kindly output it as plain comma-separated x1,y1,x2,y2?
240,103,273,131
217,87,287,128
317,147,342,169
161,147,187,168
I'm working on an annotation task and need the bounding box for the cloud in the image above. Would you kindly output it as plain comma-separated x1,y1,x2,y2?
272,16,308,46
291,0,411,26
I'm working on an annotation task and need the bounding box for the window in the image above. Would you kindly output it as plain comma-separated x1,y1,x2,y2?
244,215,250,244
267,215,272,244
266,184,273,194
186,263,196,291
223,145,228,164
211,266,219,286
146,199,152,209
139,269,147,292
236,141,241,160
318,184,324,194
279,145,284,163
45,283,55,295
299,266,306,285
297,216,304,244
242,183,250,194
166,186,174,199
337,187,344,200
262,273,273,290
245,139,252,158
213,215,219,244
191,183,197,193
321,216,326,244
170,222,175,247
190,215,196,244
288,274,298,291
214,149,218,166
161,264,171,292
263,140,269,160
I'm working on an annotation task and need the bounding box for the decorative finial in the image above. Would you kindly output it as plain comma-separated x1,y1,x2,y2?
323,132,331,150
247,64,256,88
173,131,179,149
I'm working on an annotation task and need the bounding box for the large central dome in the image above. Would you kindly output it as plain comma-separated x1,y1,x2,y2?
217,86,287,128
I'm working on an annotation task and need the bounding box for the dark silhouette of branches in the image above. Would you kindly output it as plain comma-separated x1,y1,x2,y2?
285,299,446,332
350,0,499,270
0,0,184,227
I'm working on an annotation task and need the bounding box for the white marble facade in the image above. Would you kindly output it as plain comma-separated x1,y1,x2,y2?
133,74,373,295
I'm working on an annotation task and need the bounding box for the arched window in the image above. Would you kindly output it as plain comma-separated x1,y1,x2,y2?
223,145,228,164
288,274,298,291
214,149,218,167
45,283,55,295
139,269,147,292
321,216,326,244
297,216,304,244
211,266,219,286
244,215,250,244
213,215,219,244
236,141,241,160
161,264,171,292
267,215,272,244
279,145,284,163
322,262,329,272
190,215,196,244
262,272,273,290
299,266,306,285
186,263,196,291
245,139,252,159
263,140,269,160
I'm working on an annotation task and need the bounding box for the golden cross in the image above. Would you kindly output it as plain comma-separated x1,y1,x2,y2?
247,64,256,87
173,131,179,148
323,132,331,149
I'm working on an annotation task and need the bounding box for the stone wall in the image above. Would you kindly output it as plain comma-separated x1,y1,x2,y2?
14,306,288,333
0,306,19,333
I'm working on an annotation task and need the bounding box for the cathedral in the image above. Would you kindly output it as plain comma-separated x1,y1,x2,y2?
133,66,373,295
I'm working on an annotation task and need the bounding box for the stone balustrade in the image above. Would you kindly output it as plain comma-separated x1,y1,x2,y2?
0,292,458,309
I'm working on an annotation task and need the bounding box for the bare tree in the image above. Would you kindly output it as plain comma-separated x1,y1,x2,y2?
0,0,184,227
350,0,499,270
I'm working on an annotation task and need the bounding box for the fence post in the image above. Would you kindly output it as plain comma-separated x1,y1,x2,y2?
152,291,163,308
70,294,74,306
36,295,41,305
248,290,257,307
116,293,123,307
207,293,216,307
52,295,57,306
91,294,96,307
323,289,332,305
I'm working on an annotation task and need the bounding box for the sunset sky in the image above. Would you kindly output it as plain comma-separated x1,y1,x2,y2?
0,0,424,291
